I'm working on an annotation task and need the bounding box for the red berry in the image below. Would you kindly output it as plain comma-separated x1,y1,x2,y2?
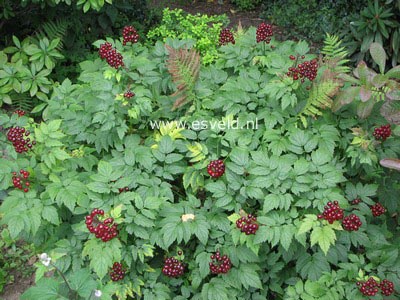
219,28,235,46
122,25,139,45
236,213,259,235
373,124,391,141
109,262,126,281
7,127,34,153
357,277,379,296
209,251,231,274
85,209,118,242
256,22,273,43
13,109,25,117
380,279,394,296
318,201,344,224
123,91,135,98
162,257,185,278
342,214,362,231
371,202,386,217
207,159,225,178
98,42,124,69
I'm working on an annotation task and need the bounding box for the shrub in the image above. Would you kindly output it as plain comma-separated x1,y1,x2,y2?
343,0,400,68
0,25,399,300
230,0,261,11
147,8,229,64
261,0,366,43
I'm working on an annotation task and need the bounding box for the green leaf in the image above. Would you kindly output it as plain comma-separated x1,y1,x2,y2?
196,252,211,278
280,224,295,251
310,226,336,255
253,226,269,244
158,136,175,154
202,281,229,300
68,268,97,298
42,206,60,225
304,281,325,297
8,215,25,239
194,220,209,245
205,181,226,198
369,42,386,73
238,264,262,289
87,181,110,194
21,278,66,300
98,160,113,179
295,40,310,56
230,148,249,166
82,238,121,279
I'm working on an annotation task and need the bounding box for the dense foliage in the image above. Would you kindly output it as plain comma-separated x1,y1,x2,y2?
0,0,159,87
1,8,400,300
230,0,261,11
147,8,229,64
261,0,366,43
343,0,400,67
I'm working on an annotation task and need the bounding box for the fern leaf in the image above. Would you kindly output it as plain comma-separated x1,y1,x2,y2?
165,45,200,110
35,19,69,50
300,69,341,118
322,33,350,74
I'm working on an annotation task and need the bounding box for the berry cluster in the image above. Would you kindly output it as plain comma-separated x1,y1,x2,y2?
207,159,225,178
357,277,379,297
109,262,125,281
11,169,30,192
373,124,391,141
7,126,35,153
317,201,344,224
256,22,273,43
287,59,318,82
123,90,135,98
99,42,124,69
371,202,386,217
13,109,25,117
219,28,235,46
209,251,231,274
351,198,361,205
85,209,118,242
236,214,259,235
118,187,130,193
342,214,362,231
122,25,139,45
380,279,394,296
162,257,185,278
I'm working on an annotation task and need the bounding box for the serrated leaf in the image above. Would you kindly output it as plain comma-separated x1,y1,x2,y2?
42,206,60,225
205,181,226,198
238,264,262,289
196,252,211,278
310,226,336,255
230,148,249,166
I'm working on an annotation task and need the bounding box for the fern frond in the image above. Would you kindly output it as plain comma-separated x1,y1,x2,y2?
300,69,341,119
165,45,200,110
321,33,350,74
9,92,35,112
35,19,69,50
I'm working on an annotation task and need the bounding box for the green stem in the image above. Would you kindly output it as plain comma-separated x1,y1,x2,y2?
50,262,76,299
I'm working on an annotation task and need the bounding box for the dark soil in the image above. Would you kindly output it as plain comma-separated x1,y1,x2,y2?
0,273,35,300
